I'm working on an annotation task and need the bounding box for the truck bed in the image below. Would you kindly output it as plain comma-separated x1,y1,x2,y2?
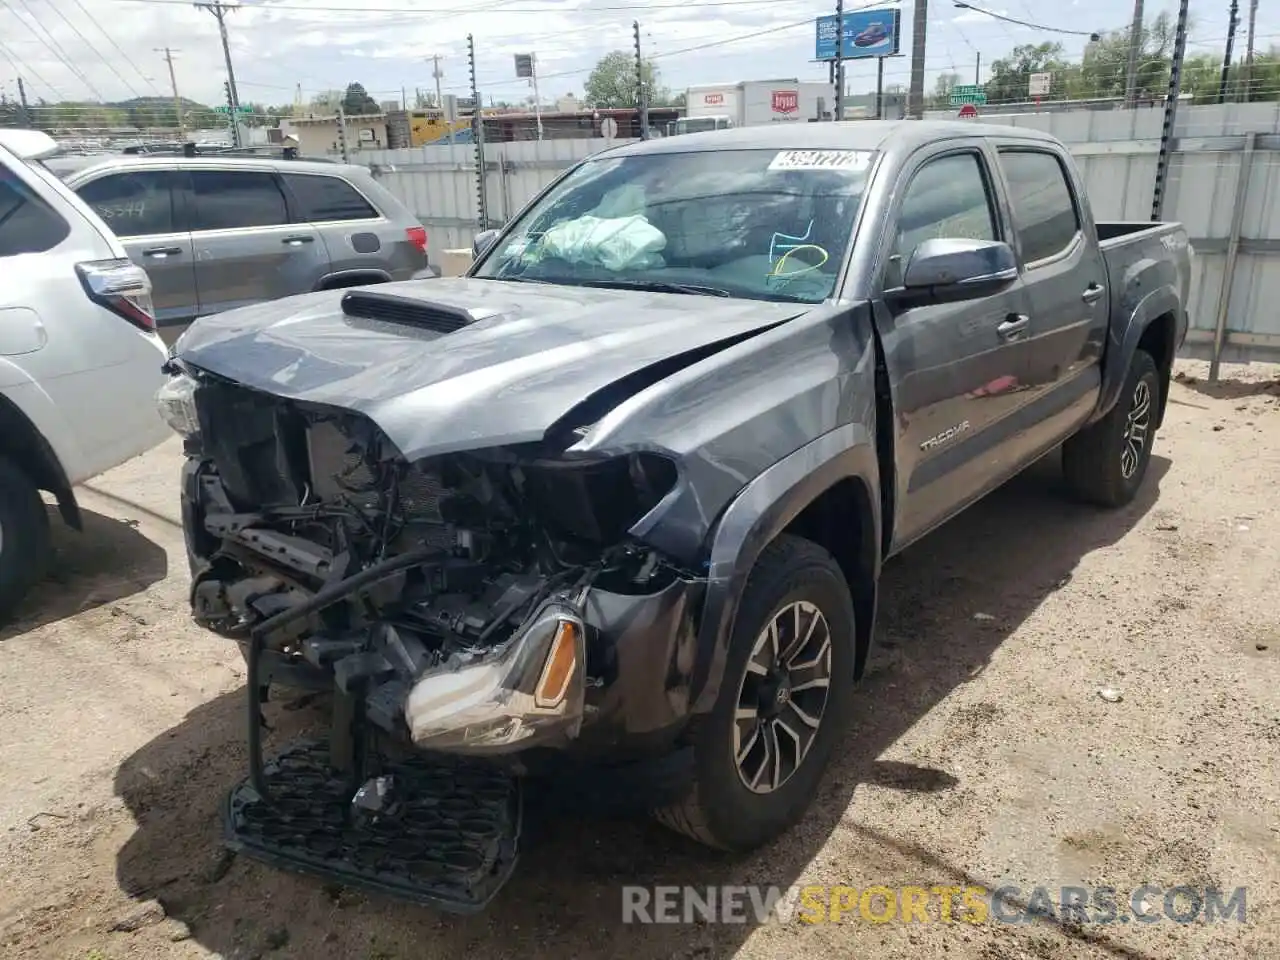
1096,220,1191,328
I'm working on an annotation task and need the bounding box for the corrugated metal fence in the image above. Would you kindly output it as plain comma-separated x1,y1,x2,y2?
361,103,1280,371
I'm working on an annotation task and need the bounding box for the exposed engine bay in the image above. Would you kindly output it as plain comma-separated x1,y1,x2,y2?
172,368,704,758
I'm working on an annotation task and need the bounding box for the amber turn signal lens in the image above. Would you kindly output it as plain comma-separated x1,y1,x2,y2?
534,620,578,708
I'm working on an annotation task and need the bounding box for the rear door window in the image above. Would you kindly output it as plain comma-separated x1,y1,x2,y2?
282,173,379,222
76,171,176,237
190,170,288,231
996,149,1081,264
0,167,70,257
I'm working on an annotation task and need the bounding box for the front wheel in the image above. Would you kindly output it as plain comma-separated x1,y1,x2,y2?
1062,349,1160,508
654,534,856,851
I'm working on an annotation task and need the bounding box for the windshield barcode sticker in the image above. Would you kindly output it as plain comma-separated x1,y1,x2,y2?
768,150,870,172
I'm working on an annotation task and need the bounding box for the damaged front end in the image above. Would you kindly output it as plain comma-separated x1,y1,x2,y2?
162,360,705,908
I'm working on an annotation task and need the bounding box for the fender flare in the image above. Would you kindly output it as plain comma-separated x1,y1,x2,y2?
688,423,881,715
1094,284,1182,423
0,380,81,529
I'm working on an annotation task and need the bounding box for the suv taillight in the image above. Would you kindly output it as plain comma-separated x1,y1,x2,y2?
75,259,156,332
406,225,428,254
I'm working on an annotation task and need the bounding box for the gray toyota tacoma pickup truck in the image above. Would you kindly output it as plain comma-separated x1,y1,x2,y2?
158,120,1191,911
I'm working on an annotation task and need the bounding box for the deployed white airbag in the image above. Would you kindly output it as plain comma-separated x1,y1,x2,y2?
537,214,666,271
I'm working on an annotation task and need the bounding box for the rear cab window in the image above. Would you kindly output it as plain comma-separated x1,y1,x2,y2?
0,162,70,257
282,173,379,222
996,148,1081,265
190,170,289,231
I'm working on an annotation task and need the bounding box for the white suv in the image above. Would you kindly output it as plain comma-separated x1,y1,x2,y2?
0,130,170,618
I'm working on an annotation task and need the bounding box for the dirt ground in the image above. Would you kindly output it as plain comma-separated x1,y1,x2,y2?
1,358,1278,960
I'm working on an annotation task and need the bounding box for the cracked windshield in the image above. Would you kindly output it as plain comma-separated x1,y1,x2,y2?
472,148,873,303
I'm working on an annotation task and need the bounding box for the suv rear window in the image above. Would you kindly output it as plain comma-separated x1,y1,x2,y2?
0,168,70,257
282,173,378,222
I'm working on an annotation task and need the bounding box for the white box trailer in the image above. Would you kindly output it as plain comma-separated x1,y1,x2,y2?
675,79,835,134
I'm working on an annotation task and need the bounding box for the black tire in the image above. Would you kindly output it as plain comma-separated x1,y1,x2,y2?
1062,349,1160,508
654,534,856,851
0,456,51,623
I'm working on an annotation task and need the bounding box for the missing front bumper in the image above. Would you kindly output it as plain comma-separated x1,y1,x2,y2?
223,739,521,913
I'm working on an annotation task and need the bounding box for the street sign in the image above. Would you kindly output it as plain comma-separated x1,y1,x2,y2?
600,116,618,138
814,9,901,61
1028,73,1051,97
514,53,534,79
213,105,252,114
958,103,978,118
949,84,987,106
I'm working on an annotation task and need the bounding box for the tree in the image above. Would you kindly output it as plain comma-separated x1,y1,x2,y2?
930,71,961,108
341,82,380,115
984,42,1074,104
584,50,660,108
1074,12,1175,100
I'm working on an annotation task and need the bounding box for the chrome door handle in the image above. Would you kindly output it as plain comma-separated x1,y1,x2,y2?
997,314,1029,340
282,235,314,245
1082,283,1105,304
142,245,182,258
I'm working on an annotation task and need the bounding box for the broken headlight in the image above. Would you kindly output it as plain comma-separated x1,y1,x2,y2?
404,600,586,753
155,371,199,438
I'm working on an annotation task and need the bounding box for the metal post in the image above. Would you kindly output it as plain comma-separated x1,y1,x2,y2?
1242,0,1258,101
1124,0,1144,108
16,77,30,128
157,47,186,139
876,58,884,119
1150,0,1189,221
335,104,349,162
468,33,489,230
633,21,649,139
1209,131,1257,382
834,0,845,121
974,51,980,86
531,53,543,141
909,0,928,118
1218,0,1240,104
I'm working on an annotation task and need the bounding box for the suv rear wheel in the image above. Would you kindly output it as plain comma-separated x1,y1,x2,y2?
654,534,856,851
0,456,51,621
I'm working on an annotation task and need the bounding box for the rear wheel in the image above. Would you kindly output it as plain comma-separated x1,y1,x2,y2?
1062,349,1160,508
654,534,856,851
0,457,51,622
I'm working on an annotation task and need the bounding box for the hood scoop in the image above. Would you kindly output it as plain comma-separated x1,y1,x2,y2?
340,289,478,334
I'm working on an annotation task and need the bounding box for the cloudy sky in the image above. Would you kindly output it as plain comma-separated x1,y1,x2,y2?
0,0,1274,111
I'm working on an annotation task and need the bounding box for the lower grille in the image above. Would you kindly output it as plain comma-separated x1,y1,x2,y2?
224,739,521,912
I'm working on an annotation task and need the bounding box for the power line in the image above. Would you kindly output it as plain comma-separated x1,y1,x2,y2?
71,0,166,96
42,0,145,99
108,0,829,12
951,1,1102,39
0,36,62,99
0,0,105,98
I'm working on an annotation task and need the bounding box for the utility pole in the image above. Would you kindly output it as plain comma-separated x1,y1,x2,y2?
1242,0,1258,102
16,76,31,128
467,33,488,230
974,51,981,85
430,54,444,109
156,47,186,139
633,21,649,140
195,1,242,144
1124,0,1143,107
834,0,845,121
908,0,927,119
1217,0,1240,104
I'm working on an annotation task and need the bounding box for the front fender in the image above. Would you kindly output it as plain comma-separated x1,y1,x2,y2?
689,423,881,715
1094,284,1182,422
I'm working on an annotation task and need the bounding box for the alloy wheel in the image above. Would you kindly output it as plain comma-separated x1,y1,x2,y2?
1120,379,1152,480
733,600,834,794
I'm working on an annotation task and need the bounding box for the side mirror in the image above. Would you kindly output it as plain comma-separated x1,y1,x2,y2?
473,229,500,260
886,238,1018,310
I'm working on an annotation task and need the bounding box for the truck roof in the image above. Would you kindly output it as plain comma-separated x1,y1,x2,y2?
607,119,1060,157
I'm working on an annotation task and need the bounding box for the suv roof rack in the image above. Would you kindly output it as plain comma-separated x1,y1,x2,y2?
118,142,341,163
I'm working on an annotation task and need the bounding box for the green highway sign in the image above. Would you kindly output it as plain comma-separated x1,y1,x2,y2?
949,84,987,106
213,105,254,114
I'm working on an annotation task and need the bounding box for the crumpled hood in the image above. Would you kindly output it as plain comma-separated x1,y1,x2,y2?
174,277,806,460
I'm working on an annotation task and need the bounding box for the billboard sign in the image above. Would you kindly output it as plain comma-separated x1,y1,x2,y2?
514,53,534,78
815,9,901,61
